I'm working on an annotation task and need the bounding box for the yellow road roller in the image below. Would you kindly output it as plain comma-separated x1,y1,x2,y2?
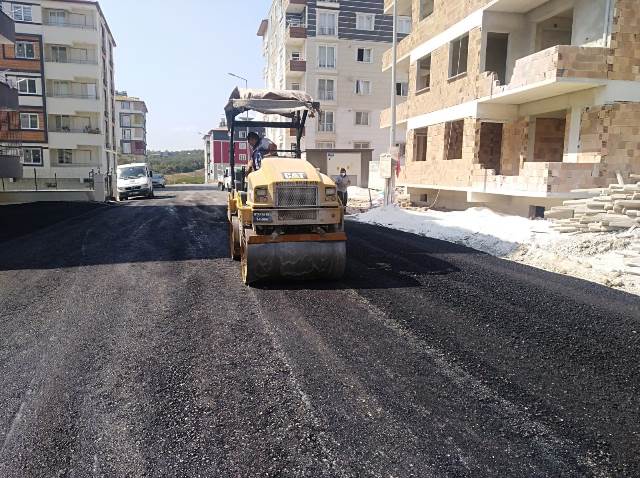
224,88,346,285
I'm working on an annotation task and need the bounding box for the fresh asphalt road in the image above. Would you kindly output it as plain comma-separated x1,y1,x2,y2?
0,185,638,477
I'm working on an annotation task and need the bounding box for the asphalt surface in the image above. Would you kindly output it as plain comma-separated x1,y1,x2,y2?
0,185,638,477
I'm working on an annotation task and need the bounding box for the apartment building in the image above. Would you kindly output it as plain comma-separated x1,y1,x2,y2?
382,0,640,216
0,0,116,197
0,8,20,179
258,0,409,162
115,91,147,164
203,120,266,183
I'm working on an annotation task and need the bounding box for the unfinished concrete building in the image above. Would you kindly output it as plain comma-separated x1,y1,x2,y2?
382,0,640,216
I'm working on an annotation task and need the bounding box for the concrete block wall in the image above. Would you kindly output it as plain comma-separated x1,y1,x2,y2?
579,102,640,182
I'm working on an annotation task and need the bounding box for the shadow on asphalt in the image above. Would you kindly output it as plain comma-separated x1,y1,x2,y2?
0,202,229,271
164,185,216,192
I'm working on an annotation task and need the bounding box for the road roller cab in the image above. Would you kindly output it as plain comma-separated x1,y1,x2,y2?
224,87,346,285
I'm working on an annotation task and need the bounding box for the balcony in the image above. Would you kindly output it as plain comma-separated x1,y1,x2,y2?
287,59,306,77
0,11,15,45
286,24,307,45
284,0,306,14
480,46,608,105
43,17,98,45
380,100,410,128
384,0,411,15
0,79,18,110
382,35,412,71
44,53,99,80
49,130,103,148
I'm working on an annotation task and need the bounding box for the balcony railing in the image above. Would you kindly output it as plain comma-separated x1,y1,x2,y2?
287,24,307,40
44,55,98,65
43,19,96,30
288,59,307,73
48,92,98,99
49,126,101,134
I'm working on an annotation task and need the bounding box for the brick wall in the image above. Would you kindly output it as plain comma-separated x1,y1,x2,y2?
0,36,42,72
609,0,640,81
533,118,566,163
579,102,640,181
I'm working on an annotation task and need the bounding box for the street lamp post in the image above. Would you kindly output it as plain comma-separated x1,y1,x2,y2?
386,0,398,206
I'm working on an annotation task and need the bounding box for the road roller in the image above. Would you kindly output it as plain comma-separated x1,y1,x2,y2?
224,87,346,285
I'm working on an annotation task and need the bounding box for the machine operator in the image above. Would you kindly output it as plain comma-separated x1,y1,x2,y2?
247,132,277,174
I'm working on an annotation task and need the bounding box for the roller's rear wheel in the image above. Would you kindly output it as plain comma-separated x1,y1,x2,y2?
229,216,241,260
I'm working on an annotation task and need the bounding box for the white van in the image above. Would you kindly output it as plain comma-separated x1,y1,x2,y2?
117,163,154,200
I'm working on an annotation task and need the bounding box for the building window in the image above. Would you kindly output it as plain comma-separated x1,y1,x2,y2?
449,34,469,78
318,11,337,36
316,141,335,149
122,128,132,140
17,78,37,94
356,48,372,63
23,148,42,165
414,127,428,161
239,142,247,149
290,51,301,61
12,5,33,22
120,114,131,127
20,113,39,130
417,54,431,92
354,142,370,149
239,130,247,139
444,120,464,160
239,154,247,162
121,142,132,154
356,13,375,31
317,78,335,101
48,10,67,25
318,45,336,69
355,111,370,126
15,42,36,59
420,0,434,20
354,80,371,95
57,149,73,164
396,81,409,96
290,83,301,90
318,111,334,132
120,101,131,109
398,16,412,34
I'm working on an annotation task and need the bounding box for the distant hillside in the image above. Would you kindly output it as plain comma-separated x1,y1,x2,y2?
120,150,204,175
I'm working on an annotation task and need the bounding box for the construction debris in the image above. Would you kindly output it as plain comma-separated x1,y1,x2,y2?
545,180,640,234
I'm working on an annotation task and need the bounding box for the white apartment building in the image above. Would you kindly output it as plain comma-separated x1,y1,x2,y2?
257,0,409,161
115,92,147,164
0,0,116,197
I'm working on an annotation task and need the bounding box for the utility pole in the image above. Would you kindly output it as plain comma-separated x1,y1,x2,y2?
386,0,398,206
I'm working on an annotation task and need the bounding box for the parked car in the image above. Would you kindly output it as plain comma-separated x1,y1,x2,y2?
117,163,154,200
152,173,166,188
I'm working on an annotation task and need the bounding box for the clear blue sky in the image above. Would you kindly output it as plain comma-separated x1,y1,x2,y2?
101,0,268,151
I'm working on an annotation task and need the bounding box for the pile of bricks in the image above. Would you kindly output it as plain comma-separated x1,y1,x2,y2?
544,174,640,233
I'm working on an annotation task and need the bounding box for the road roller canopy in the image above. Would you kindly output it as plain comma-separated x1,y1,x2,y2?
224,87,320,124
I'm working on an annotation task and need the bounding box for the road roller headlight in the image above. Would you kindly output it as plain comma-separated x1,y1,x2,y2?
254,187,269,202
325,187,336,200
